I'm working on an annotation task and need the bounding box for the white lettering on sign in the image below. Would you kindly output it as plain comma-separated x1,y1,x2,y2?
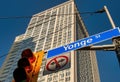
95,34,101,38
47,28,120,58
63,38,93,51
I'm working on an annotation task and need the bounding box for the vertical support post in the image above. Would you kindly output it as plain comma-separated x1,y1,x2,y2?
104,6,120,66
104,6,116,28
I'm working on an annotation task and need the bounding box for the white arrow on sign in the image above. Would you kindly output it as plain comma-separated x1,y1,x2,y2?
47,27,120,58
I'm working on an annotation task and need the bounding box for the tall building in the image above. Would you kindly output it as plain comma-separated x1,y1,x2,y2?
0,0,100,82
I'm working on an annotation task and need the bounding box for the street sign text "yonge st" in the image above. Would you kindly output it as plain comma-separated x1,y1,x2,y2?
47,28,120,58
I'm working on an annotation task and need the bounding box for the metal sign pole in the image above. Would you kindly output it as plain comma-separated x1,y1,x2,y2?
104,6,116,28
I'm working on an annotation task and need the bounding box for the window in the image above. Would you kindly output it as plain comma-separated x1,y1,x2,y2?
66,71,70,76
65,77,70,81
59,73,64,80
47,77,52,82
53,75,58,81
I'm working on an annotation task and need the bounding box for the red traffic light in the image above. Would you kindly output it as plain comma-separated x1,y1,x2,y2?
21,48,36,63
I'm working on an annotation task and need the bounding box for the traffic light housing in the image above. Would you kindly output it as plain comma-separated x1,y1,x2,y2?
17,57,32,74
30,50,44,81
21,48,36,63
13,49,44,82
13,67,28,82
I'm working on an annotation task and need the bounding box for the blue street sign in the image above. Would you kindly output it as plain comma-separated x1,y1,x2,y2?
47,27,120,58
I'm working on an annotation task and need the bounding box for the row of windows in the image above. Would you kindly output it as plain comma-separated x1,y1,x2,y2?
29,9,57,27
26,3,72,37
29,17,37,25
34,9,72,50
33,26,42,37
46,76,70,82
37,3,73,82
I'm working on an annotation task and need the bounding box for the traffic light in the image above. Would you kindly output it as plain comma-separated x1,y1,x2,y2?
13,56,31,82
13,67,28,82
17,57,32,74
13,48,45,82
21,48,36,64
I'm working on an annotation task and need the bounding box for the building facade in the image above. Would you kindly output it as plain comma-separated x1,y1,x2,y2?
0,1,100,82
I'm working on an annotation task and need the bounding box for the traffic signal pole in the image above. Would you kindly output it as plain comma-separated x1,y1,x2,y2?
78,6,118,51
103,6,116,28
77,6,120,66
99,6,120,65
103,5,120,64
78,6,119,51
80,6,119,50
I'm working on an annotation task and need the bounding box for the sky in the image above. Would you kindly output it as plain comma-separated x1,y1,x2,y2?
0,0,120,82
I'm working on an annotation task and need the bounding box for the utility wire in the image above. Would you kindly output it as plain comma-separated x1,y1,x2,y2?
0,9,105,59
0,23,74,59
0,54,7,59
0,9,105,19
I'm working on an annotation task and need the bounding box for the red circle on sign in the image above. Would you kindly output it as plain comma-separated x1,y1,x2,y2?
46,55,68,71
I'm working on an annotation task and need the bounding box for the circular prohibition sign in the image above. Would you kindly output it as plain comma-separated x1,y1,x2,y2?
46,55,68,71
